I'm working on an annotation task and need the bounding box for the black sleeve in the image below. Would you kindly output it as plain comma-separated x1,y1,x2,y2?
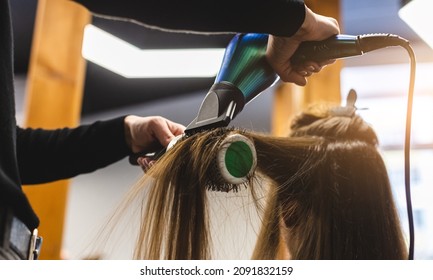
72,0,305,37
16,117,131,184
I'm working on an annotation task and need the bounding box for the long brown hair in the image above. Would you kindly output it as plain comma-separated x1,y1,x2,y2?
252,103,407,259
118,104,406,260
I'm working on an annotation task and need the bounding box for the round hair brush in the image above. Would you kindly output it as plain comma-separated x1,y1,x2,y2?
207,132,257,192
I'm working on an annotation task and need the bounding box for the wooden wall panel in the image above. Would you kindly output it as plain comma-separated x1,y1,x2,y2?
271,0,342,136
22,0,91,260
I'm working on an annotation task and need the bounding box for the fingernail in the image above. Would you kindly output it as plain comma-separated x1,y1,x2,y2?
299,71,308,76
307,66,315,72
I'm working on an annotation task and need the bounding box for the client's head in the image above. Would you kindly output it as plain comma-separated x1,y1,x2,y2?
252,102,407,259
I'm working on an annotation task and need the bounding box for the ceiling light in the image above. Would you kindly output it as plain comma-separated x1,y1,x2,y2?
82,24,226,78
399,0,433,49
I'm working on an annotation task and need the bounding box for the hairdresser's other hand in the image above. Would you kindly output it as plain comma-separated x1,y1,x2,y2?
124,115,185,155
266,5,340,86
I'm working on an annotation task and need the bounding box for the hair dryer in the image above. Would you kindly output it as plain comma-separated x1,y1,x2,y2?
130,32,411,163
184,33,410,135
184,33,278,134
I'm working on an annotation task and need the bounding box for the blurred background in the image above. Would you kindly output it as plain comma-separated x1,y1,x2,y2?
11,0,433,259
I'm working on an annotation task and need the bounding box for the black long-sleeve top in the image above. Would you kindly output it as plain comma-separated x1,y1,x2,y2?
1,0,305,230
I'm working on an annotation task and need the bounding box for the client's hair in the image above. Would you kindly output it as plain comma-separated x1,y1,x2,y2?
252,103,407,259
123,103,406,260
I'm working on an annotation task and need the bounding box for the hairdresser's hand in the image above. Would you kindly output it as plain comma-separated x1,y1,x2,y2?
124,115,185,156
266,6,340,86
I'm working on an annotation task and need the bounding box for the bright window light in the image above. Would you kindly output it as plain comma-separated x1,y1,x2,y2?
82,24,226,78
399,0,433,49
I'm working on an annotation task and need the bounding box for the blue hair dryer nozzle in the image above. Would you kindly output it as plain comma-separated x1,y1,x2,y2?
184,33,279,135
